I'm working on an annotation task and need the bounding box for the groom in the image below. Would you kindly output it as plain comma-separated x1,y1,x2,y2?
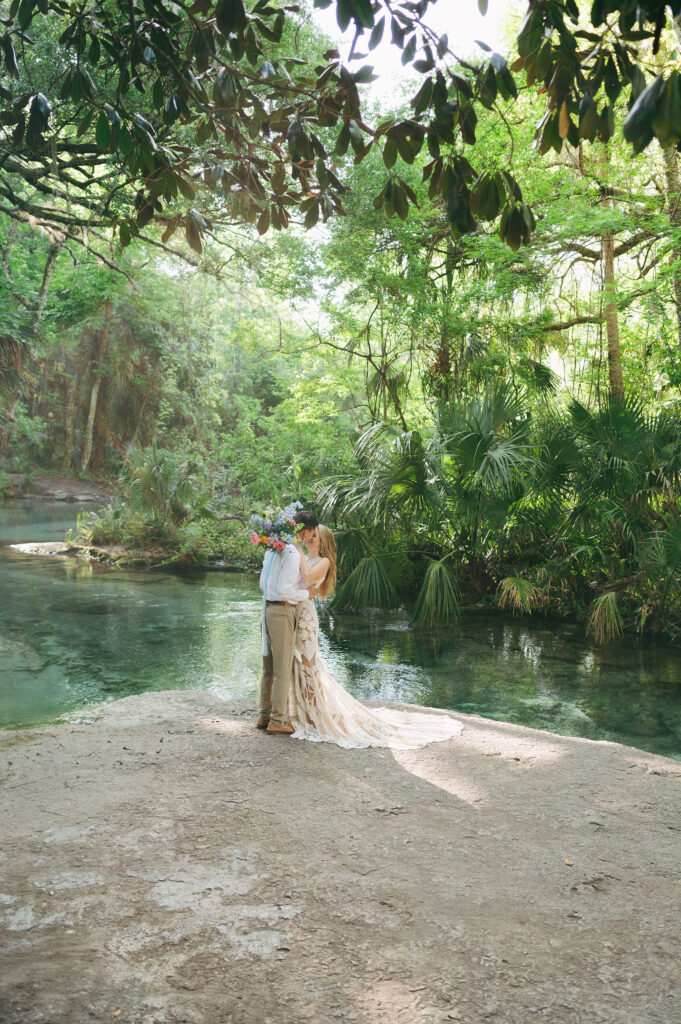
257,509,319,735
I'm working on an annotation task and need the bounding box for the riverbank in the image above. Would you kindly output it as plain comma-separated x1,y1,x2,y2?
1,691,680,1024
11,538,241,569
2,472,112,503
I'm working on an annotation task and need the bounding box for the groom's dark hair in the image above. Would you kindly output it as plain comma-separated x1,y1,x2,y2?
294,509,319,529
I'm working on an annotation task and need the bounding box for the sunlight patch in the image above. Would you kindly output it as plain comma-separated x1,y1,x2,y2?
391,749,488,807
353,976,441,1023
452,718,567,766
195,715,252,736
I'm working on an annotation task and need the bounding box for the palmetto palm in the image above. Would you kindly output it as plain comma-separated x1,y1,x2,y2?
319,425,441,613
560,396,681,641
125,441,216,527
320,384,681,641
438,384,532,496
319,424,444,530
568,396,653,501
321,384,535,623
564,397,680,548
0,314,36,404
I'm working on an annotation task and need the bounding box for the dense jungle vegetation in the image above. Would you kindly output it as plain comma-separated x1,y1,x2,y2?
4,0,681,644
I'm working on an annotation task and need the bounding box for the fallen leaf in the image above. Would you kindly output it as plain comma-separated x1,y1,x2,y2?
565,858,574,866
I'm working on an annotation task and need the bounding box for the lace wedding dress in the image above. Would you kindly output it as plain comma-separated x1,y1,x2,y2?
288,559,463,750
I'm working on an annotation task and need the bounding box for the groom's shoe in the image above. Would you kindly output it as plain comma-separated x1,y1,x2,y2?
256,715,270,730
267,722,294,735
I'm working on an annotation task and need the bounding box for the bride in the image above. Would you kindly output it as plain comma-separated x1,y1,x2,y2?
289,525,463,750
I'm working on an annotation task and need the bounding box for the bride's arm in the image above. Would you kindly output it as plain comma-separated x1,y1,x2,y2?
298,552,318,599
303,558,329,589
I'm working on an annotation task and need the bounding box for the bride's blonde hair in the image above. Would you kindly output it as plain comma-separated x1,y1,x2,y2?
317,524,337,599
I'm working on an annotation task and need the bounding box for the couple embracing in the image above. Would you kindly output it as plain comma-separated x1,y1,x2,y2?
257,508,463,751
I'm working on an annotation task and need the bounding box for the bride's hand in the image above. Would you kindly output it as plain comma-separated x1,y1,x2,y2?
307,586,318,600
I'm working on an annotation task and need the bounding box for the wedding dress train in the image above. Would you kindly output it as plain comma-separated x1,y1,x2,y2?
288,595,463,750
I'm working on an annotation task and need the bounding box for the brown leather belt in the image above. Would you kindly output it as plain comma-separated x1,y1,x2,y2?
266,600,293,606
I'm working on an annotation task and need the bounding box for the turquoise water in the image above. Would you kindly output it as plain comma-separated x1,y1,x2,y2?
2,499,681,758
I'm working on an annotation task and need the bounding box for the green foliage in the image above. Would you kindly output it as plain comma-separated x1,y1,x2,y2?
412,558,461,626
124,441,216,528
333,554,400,611
1,0,531,251
8,3,681,653
0,330,33,401
5,0,680,264
322,387,681,642
1,402,48,470
497,576,542,616
586,592,624,645
335,528,372,575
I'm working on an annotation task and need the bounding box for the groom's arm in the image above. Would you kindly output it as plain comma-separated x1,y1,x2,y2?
276,547,310,603
259,547,273,592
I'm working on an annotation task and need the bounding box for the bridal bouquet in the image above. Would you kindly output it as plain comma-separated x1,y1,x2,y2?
249,501,303,552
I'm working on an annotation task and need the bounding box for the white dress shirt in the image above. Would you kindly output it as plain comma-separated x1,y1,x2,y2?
259,545,309,603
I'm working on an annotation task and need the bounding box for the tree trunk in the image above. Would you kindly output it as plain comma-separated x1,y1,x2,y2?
81,301,112,473
0,233,64,452
601,227,625,399
30,239,63,330
599,144,624,400
62,374,79,469
81,372,102,473
661,143,681,355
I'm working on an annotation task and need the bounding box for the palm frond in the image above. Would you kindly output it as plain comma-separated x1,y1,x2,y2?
663,516,681,576
460,332,488,365
353,422,401,464
438,384,531,495
320,427,442,527
569,393,651,499
531,413,579,496
562,497,636,552
332,555,399,611
334,528,372,574
497,576,541,615
411,557,461,625
586,592,623,645
439,381,529,441
0,332,35,400
470,429,531,492
515,356,559,395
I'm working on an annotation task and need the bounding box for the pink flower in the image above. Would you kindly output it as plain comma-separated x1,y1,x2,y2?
250,532,260,545
273,539,286,551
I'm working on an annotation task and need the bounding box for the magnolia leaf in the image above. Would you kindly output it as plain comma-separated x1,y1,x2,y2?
95,111,111,149
257,205,270,234
185,215,203,253
177,175,195,200
369,17,385,50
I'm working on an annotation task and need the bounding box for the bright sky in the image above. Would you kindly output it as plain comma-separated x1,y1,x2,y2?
311,0,524,108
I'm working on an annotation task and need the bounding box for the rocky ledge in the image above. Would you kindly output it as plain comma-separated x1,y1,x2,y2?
1,690,680,1024
3,472,111,503
10,540,221,569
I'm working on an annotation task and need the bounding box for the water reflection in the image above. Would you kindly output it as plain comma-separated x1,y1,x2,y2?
1,500,681,760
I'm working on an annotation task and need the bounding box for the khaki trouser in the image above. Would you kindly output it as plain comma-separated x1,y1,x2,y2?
260,603,297,726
